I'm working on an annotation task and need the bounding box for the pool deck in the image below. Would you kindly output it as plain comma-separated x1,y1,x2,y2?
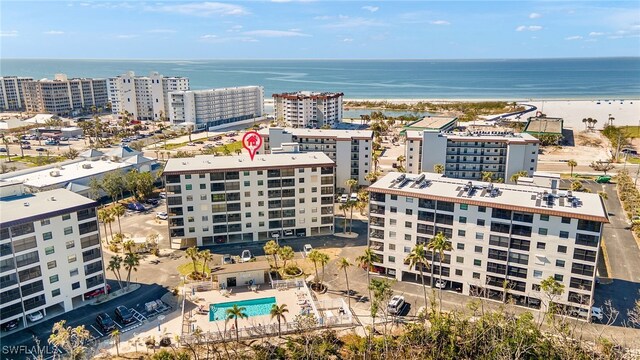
184,284,318,334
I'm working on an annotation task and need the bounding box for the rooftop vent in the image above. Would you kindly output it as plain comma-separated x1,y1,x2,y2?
414,174,425,183
82,163,92,169
396,174,406,183
50,196,56,201
49,170,60,177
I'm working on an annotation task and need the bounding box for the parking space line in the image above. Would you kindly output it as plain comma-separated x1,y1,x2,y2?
115,321,123,329
90,324,103,337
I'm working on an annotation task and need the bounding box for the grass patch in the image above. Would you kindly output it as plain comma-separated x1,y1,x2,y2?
619,126,640,139
559,173,599,180
215,141,243,153
627,156,640,165
177,261,211,276
0,155,66,166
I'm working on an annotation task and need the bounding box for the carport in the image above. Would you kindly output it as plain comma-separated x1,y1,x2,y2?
211,261,271,288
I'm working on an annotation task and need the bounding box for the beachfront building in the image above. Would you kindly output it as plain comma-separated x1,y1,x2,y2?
400,116,458,135
524,117,564,145
405,130,539,183
367,172,608,313
0,182,106,330
272,91,344,129
21,74,109,116
168,86,264,131
108,71,189,121
0,76,34,111
162,152,335,248
0,146,160,197
257,127,373,189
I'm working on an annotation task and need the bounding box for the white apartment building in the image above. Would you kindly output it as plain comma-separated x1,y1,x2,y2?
108,71,189,121
169,86,264,131
21,74,109,116
162,152,335,248
0,76,33,111
273,91,343,128
0,182,106,329
405,130,540,183
258,127,373,189
367,172,608,313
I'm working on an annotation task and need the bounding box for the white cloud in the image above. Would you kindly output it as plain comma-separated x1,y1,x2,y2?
0,30,18,37
362,6,379,13
146,2,249,17
227,25,243,32
342,38,353,42
589,32,603,36
314,15,331,20
44,30,64,35
324,16,385,28
516,25,542,32
430,20,450,25
201,34,218,39
148,29,177,34
116,34,137,39
565,35,583,40
243,30,310,37
529,12,541,19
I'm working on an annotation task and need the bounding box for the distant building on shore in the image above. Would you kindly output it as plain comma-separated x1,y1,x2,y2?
21,74,109,116
405,130,539,183
0,76,34,111
169,86,264,131
273,91,344,129
108,71,189,121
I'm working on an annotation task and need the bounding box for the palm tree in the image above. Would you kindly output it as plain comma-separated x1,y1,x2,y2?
433,164,444,174
111,329,121,357
396,155,406,171
426,232,452,310
2,137,12,163
307,250,323,286
567,159,577,177
372,152,380,172
356,248,380,309
404,244,430,313
338,257,353,310
225,304,248,343
185,246,200,276
481,171,494,182
582,118,588,130
347,199,358,234
270,304,289,336
199,249,214,275
107,255,124,290
97,208,111,244
111,204,125,235
279,246,295,271
338,202,350,234
318,252,330,284
263,240,280,269
346,178,358,196
123,252,140,291
592,118,598,130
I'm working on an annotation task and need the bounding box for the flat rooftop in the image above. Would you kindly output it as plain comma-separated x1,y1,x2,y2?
524,117,563,135
259,127,373,140
406,130,539,144
210,261,271,276
163,152,334,174
368,172,608,223
172,86,262,94
406,116,457,130
0,188,96,227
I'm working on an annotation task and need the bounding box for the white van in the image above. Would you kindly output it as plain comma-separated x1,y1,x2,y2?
350,193,358,201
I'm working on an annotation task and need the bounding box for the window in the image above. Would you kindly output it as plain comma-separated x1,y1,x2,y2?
556,260,565,268
185,174,192,179
388,256,396,263
65,240,75,249
456,243,464,250
244,181,250,187
45,246,55,255
558,245,567,253
477,219,485,226
185,184,192,191
41,219,50,226
70,268,79,276
405,221,412,228
389,231,396,238
258,180,264,186
533,270,542,278
560,231,569,239
537,242,546,250
49,275,59,283
540,214,549,221
43,232,52,241
388,244,396,251
390,207,397,213
474,246,483,253
538,228,548,236
390,219,397,225
473,272,481,279
561,217,571,224
62,214,71,221
473,259,481,266
406,197,414,203
200,184,206,190
404,246,411,253
458,229,466,237
52,289,60,297
460,204,468,210
456,256,464,263
47,260,57,269
200,195,207,200
406,209,413,215
72,282,80,290
459,216,467,224
404,234,412,241
554,274,564,282
455,269,463,276
478,206,486,213
391,195,397,200
532,284,541,291
68,254,76,263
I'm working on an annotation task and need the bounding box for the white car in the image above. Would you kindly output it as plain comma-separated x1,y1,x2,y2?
350,193,358,202
240,250,252,263
27,310,44,322
387,295,405,315
435,280,447,289
574,306,603,321
156,211,168,220
339,194,348,203
303,244,313,257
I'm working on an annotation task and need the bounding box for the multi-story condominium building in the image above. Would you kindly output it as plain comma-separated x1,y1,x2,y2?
108,71,189,121
272,91,343,128
0,182,106,329
405,130,540,183
22,74,109,116
0,76,34,111
169,86,264,131
162,152,335,248
257,127,373,189
367,172,608,313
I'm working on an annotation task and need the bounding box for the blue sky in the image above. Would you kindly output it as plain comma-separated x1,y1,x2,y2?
1,1,639,59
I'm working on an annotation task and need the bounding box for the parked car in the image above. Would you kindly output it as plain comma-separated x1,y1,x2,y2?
44,140,58,146
187,142,195,146
159,192,166,199
35,147,46,152
85,284,111,298
303,244,313,257
572,306,603,321
339,194,348,203
350,193,358,201
0,148,7,152
284,229,294,236
21,145,31,149
1,319,19,331
156,211,168,220
128,202,145,212
435,280,447,289
145,198,159,206
215,142,224,146
96,313,116,332
240,250,253,263
114,306,135,324
387,295,405,315
222,254,233,265
26,310,44,322
20,140,30,144
194,140,204,144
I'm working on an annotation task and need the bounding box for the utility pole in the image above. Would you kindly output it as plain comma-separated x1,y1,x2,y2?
615,132,622,162
635,163,639,187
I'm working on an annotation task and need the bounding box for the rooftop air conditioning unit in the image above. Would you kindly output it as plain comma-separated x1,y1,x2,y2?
82,163,92,169
49,170,60,177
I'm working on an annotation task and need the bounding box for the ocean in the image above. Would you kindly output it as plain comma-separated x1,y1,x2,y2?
2,58,639,100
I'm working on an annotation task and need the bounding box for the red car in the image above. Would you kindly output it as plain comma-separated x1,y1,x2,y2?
85,284,111,299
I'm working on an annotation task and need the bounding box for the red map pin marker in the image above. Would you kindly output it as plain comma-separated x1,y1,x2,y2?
242,131,263,160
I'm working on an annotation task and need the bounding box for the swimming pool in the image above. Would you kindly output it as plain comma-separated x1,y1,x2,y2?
209,297,276,321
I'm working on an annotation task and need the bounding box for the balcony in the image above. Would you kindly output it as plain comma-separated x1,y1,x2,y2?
370,241,384,251
370,230,384,240
370,217,385,227
369,206,385,215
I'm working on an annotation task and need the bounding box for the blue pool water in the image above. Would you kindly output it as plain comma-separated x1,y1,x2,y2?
209,297,276,321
